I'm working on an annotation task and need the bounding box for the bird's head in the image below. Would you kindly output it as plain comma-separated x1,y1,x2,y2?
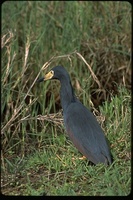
37,66,69,82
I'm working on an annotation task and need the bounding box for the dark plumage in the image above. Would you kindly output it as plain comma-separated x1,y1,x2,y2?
37,66,112,165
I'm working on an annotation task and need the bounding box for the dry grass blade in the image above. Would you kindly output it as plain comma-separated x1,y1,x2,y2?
76,52,102,88
23,37,30,72
1,31,14,49
20,112,64,127
2,32,16,84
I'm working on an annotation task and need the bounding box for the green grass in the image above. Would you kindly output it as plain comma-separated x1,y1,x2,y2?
1,1,131,196
1,86,131,196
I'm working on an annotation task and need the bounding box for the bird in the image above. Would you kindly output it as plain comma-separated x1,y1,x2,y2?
37,66,112,165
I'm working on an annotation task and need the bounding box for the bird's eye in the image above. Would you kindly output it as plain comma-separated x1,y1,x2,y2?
50,70,54,74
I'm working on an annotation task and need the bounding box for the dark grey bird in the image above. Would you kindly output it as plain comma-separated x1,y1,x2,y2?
37,66,112,165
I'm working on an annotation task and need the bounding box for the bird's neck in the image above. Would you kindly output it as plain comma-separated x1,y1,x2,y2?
60,79,76,111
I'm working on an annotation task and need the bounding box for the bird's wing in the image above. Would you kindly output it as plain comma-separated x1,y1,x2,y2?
64,102,111,164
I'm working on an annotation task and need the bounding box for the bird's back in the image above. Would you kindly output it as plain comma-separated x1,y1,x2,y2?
64,101,112,165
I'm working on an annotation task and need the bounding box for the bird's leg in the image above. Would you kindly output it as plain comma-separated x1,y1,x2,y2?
79,156,86,160
72,156,86,160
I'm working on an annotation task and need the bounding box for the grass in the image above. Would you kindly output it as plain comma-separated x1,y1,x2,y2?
1,86,131,196
1,1,131,196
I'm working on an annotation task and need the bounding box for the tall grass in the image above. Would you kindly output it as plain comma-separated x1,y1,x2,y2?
1,1,131,196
